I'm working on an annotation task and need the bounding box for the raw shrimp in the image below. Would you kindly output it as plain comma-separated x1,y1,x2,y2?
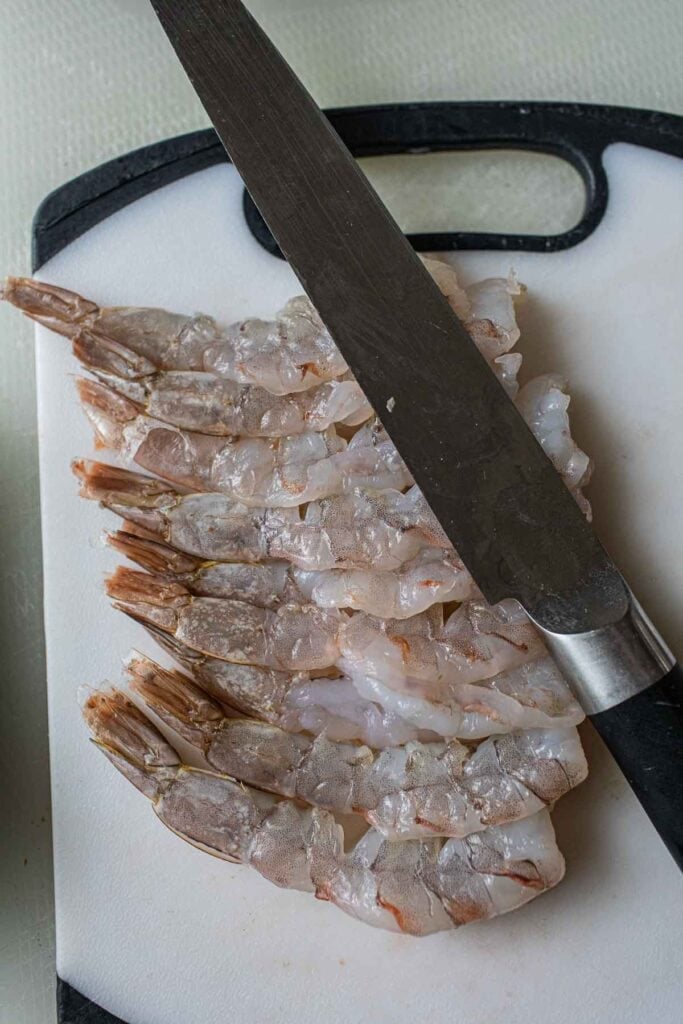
74,460,448,570
73,458,300,564
3,260,522,396
83,688,566,935
77,368,591,512
127,657,587,839
44,290,366,435
107,566,343,671
242,484,449,571
108,527,476,618
108,530,303,608
144,625,424,747
78,378,410,505
3,277,347,394
98,369,371,436
293,546,478,617
516,374,593,517
339,599,548,697
143,623,584,745
106,566,547,690
348,657,585,740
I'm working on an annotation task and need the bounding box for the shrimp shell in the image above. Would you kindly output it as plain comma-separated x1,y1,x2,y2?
83,688,565,935
127,658,587,840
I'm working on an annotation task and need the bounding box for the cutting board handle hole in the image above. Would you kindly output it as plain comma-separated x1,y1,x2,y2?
33,103,683,272
358,148,586,237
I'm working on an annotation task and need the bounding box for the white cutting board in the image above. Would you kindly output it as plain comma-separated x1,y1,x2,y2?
36,143,682,1024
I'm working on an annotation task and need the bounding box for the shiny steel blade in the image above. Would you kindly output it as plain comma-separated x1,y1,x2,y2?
150,0,626,633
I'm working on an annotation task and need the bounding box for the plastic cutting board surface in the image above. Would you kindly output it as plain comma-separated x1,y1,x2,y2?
35,136,682,1024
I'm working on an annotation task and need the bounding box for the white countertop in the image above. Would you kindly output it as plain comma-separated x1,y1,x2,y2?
1,2,682,1021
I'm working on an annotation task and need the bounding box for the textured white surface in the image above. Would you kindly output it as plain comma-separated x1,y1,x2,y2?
36,146,682,1024
2,1,683,1021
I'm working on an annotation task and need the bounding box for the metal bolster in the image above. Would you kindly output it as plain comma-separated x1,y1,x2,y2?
535,594,675,715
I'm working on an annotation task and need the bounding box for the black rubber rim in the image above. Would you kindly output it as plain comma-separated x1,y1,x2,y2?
34,101,683,271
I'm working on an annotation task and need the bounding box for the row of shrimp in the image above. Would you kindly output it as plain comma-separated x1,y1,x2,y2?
3,258,590,936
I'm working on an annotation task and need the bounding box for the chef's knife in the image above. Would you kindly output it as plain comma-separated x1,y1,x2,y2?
150,0,682,867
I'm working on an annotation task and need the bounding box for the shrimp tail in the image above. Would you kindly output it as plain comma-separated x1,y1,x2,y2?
72,459,175,537
81,688,179,799
106,565,187,606
140,620,201,665
83,686,264,865
1,276,98,336
126,655,223,747
76,378,138,448
106,566,185,631
75,331,157,381
72,458,170,504
107,529,202,575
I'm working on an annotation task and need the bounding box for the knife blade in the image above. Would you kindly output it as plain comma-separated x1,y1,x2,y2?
150,0,681,866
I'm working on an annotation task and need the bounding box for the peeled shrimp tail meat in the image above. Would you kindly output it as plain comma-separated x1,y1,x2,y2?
142,622,583,746
75,460,449,571
108,526,474,618
77,377,410,505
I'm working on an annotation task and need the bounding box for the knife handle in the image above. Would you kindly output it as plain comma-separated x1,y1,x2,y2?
538,595,683,869
591,664,683,869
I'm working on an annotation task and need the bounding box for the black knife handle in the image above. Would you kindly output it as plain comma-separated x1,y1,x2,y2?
590,664,683,870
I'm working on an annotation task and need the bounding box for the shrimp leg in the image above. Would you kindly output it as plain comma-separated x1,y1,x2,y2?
127,656,587,840
83,686,565,934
